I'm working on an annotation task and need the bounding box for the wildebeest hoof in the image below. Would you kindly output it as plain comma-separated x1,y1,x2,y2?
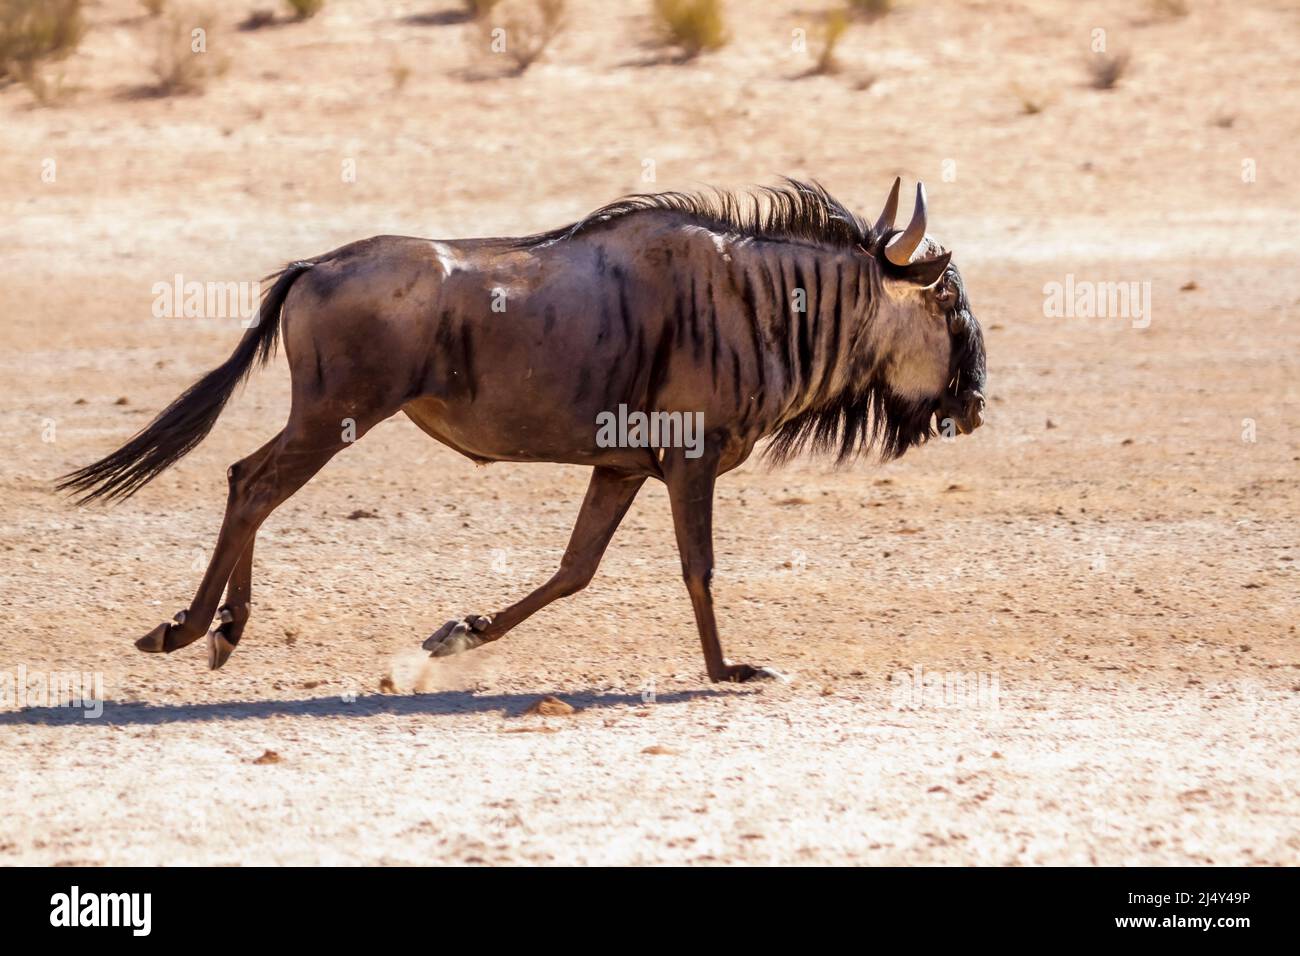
136,612,205,654
423,617,490,657
136,622,170,653
208,628,237,670
720,661,788,683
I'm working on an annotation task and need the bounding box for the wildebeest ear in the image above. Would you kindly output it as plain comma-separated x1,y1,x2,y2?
893,251,951,288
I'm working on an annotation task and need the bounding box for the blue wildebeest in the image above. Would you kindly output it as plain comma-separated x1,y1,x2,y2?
60,179,986,682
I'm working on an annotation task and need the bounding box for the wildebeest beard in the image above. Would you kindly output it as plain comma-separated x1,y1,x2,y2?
764,376,938,466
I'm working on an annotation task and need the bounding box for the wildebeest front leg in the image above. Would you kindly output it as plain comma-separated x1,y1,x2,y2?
424,466,645,657
664,450,781,683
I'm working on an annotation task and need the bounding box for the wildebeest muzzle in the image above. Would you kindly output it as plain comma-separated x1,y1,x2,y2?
939,389,985,435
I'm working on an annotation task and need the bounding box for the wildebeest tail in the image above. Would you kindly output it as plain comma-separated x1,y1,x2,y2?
57,261,317,504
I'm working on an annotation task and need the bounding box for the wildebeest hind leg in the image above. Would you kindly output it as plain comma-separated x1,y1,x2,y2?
136,410,368,668
424,467,645,657
207,538,254,670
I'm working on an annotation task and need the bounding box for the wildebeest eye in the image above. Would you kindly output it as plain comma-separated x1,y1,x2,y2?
935,281,958,310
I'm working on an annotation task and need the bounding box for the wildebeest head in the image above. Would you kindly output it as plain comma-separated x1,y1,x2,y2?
867,179,987,438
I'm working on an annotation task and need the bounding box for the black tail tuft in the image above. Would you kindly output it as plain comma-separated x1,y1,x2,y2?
57,261,316,504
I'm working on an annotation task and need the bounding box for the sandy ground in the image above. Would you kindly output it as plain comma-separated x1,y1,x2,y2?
1,0,1298,865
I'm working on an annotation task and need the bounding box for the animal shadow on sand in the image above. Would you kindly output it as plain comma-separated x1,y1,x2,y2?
0,688,742,728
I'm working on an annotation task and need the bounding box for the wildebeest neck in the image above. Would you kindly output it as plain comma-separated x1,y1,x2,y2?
721,238,933,464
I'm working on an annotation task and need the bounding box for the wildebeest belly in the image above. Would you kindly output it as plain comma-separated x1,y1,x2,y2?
400,299,672,470
402,391,661,471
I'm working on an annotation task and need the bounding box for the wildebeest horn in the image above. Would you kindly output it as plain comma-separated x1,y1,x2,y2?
874,177,901,237
885,182,928,266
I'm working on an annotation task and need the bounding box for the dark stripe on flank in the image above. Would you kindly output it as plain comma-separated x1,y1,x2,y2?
707,274,722,387
617,284,632,343
766,256,792,387
793,258,814,391
822,261,844,398
689,273,704,360
738,266,767,397
729,346,742,409
459,323,477,401
645,323,675,409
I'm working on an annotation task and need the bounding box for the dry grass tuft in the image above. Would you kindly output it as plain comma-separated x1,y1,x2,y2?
238,9,276,31
464,0,504,17
846,0,892,21
1012,81,1055,115
149,8,227,96
653,0,727,61
1086,50,1129,90
474,0,566,76
0,0,84,92
390,56,411,91
811,9,849,76
1149,0,1190,17
284,0,324,19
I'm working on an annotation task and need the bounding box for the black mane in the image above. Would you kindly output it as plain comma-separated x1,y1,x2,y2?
515,179,875,251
